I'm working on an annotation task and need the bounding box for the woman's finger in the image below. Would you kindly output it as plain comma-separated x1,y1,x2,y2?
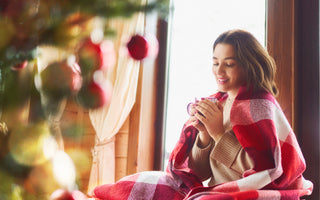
195,103,217,119
195,111,207,124
197,99,220,113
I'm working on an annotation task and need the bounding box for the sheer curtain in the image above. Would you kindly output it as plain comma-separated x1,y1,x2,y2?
87,12,145,192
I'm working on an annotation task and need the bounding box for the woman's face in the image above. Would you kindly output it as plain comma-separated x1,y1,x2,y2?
212,43,247,98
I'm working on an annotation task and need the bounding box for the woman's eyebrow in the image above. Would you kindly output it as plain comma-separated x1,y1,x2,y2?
213,56,236,60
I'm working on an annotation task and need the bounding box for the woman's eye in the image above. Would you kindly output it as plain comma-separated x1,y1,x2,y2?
213,63,219,66
226,63,235,67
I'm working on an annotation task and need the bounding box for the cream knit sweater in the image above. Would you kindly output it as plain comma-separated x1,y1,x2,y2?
188,98,254,186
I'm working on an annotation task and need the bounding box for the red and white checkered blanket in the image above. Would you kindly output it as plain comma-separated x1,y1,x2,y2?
168,86,313,199
92,86,313,200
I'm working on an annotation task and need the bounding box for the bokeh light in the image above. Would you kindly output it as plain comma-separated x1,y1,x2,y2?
8,122,51,166
52,150,77,190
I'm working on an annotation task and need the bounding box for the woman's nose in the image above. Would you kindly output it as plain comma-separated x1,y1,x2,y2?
216,65,224,75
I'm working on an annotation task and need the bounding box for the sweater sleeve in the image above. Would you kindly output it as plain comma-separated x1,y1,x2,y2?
211,131,254,174
188,134,213,181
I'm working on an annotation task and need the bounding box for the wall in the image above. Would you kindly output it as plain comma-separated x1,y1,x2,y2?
60,100,95,191
267,0,319,199
296,0,319,199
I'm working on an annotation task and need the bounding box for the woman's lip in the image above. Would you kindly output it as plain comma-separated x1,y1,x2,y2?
217,78,228,84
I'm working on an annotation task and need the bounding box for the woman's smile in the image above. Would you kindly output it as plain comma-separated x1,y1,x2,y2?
217,77,229,84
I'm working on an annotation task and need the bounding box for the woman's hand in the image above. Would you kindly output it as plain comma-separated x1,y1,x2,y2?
188,103,211,147
189,114,211,147
194,98,225,142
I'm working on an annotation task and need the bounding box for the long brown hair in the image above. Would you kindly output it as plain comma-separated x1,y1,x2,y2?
213,29,278,96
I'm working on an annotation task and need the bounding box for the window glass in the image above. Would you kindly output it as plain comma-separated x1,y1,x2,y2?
164,0,266,169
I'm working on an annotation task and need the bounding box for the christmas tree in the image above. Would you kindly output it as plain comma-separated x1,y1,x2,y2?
0,0,168,199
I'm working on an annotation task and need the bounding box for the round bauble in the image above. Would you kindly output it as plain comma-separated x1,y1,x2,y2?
77,38,104,75
50,189,74,200
127,34,149,60
39,60,82,98
76,80,111,109
11,60,28,71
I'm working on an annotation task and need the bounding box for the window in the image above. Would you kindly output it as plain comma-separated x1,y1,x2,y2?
164,0,266,169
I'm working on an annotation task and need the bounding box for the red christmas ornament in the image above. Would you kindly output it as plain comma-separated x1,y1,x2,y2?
39,60,82,98
50,189,74,200
127,34,149,60
50,189,87,200
11,60,28,71
76,80,111,109
78,39,115,74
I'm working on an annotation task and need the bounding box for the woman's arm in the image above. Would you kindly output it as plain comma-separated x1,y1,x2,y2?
188,133,214,181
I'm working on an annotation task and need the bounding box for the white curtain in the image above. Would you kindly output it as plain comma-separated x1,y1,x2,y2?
87,12,145,192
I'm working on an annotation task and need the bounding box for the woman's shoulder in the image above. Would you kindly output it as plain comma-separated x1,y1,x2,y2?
236,86,276,102
234,87,282,114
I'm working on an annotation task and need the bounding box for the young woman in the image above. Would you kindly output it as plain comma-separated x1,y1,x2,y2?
187,29,277,186
176,29,313,199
